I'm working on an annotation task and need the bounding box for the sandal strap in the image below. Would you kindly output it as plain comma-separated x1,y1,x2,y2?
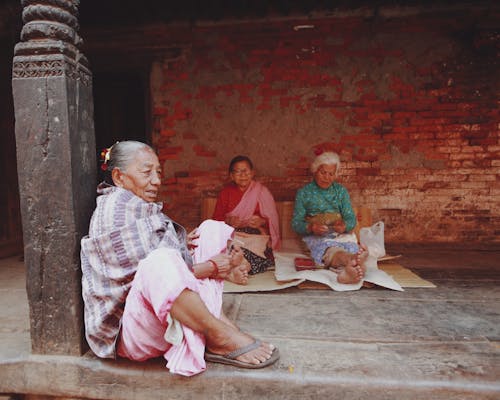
225,339,261,360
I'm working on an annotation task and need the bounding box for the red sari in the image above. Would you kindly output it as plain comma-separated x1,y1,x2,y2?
212,180,280,250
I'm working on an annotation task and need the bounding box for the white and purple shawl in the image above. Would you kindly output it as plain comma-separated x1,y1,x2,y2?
80,183,187,359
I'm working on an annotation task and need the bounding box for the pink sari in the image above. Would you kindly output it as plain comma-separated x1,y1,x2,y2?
227,181,281,250
117,220,234,376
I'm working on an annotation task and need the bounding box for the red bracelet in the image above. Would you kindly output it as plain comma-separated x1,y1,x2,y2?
208,259,218,279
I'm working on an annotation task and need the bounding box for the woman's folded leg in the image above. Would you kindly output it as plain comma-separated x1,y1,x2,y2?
170,289,277,368
117,247,221,374
118,236,278,375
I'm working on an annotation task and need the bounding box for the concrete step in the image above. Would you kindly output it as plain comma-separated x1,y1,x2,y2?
1,249,500,400
1,342,499,400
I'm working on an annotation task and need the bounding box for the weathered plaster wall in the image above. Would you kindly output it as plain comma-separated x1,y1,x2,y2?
150,8,499,245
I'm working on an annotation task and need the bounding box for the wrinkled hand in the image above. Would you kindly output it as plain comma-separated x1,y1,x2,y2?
209,253,232,278
248,215,266,229
332,219,346,234
187,229,200,254
226,215,246,228
310,223,329,236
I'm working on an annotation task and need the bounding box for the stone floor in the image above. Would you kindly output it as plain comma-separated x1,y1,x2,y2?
0,245,499,400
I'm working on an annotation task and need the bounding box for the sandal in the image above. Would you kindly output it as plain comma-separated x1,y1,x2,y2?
205,339,280,369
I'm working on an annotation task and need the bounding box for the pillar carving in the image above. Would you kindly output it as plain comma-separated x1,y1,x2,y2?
13,0,90,83
12,0,96,355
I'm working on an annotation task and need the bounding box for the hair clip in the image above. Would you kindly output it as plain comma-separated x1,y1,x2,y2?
100,147,112,171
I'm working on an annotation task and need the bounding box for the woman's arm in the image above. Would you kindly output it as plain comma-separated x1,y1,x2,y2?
338,186,357,232
213,186,247,227
212,189,230,221
248,214,267,230
191,260,219,279
249,186,274,231
291,189,309,235
191,253,233,280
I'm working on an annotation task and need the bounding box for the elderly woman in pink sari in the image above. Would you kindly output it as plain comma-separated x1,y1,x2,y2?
212,155,280,275
81,142,279,377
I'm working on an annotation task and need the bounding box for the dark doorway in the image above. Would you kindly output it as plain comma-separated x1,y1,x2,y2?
92,70,150,162
0,36,23,259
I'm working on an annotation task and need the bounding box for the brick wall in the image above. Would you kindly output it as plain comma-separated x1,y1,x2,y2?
150,7,499,245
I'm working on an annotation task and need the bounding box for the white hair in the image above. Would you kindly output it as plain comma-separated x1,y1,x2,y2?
310,152,341,174
108,140,153,172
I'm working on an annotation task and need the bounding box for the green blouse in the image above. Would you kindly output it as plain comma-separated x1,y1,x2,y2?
291,181,357,235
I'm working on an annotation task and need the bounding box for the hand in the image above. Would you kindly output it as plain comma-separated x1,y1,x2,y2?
332,219,346,234
226,215,246,228
248,215,265,229
187,228,200,250
209,253,232,278
309,223,329,236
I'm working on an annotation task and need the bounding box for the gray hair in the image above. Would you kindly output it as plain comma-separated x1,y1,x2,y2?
310,152,341,174
108,141,153,172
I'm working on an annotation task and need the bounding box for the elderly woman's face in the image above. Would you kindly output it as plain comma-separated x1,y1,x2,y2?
230,160,254,191
314,163,337,189
114,148,162,202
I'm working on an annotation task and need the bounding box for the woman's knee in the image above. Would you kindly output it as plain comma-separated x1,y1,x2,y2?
135,248,197,292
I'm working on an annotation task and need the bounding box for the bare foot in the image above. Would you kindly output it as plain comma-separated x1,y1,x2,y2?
206,322,276,366
337,258,365,284
354,244,369,275
328,245,369,284
226,261,250,285
328,249,354,269
229,245,245,267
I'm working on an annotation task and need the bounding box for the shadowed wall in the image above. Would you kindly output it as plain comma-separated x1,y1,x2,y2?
145,8,499,245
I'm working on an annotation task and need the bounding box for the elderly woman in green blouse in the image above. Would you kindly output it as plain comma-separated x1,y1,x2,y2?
291,152,368,284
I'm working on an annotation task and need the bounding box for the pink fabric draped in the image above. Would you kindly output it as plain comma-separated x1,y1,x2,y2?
227,181,281,250
191,219,235,264
117,220,234,376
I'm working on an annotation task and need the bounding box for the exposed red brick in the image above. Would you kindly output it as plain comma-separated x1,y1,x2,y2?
356,168,381,176
183,131,197,140
158,147,183,160
149,13,498,245
160,129,176,137
153,107,169,116
193,145,216,158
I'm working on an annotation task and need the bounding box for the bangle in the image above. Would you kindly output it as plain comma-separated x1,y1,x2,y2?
208,259,218,279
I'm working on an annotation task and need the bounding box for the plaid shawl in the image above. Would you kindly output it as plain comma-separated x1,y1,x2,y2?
81,184,190,358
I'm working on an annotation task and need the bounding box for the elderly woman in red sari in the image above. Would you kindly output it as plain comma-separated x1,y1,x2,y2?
81,141,279,377
212,155,281,275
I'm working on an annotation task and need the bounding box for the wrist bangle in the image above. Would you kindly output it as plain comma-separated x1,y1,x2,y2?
208,259,218,279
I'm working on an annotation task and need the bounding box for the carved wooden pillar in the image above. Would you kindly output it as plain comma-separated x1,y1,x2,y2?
12,0,96,355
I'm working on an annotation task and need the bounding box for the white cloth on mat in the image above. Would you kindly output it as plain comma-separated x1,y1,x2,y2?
274,251,403,292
